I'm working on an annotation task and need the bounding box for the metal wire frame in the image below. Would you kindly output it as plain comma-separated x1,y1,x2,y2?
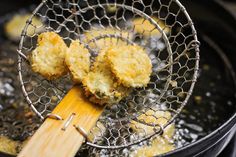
17,0,200,151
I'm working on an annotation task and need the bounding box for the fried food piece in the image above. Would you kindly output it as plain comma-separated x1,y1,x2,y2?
105,45,152,87
5,14,44,41
82,49,130,105
130,110,175,156
130,110,174,139
65,40,90,83
132,17,170,37
131,136,175,157
88,121,106,142
0,135,21,155
30,32,68,80
84,27,132,49
106,5,118,13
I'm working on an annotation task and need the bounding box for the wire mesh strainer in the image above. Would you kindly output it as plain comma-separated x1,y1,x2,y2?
17,0,199,154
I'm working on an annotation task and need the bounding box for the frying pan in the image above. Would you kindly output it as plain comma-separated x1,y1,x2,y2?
0,0,235,157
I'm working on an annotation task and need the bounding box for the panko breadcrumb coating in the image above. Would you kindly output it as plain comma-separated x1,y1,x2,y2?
30,32,68,80
5,14,44,41
130,110,174,138
105,44,152,87
65,40,90,83
132,16,170,37
82,49,130,105
84,27,132,49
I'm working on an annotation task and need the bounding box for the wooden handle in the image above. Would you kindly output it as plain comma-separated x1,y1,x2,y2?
18,86,104,157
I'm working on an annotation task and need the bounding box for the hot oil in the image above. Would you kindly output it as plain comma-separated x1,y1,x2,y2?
174,37,236,148
0,41,41,154
0,12,236,156
0,33,236,156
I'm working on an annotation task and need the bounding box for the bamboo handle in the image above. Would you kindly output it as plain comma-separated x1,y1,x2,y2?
18,86,104,157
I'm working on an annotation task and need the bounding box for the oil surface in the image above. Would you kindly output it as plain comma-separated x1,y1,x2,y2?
0,12,236,156
174,38,236,148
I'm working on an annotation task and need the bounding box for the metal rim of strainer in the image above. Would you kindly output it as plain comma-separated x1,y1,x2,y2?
17,0,200,150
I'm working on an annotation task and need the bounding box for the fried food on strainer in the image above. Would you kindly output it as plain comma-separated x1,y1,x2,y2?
105,44,152,87
30,32,68,80
132,16,170,37
83,27,132,49
82,49,130,105
130,110,175,138
5,14,44,41
65,40,90,83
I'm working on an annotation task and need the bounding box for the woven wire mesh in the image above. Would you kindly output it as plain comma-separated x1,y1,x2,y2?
17,0,199,152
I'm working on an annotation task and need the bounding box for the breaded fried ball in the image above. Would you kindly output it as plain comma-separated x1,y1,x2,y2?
132,17,170,37
130,110,174,138
82,49,130,105
84,27,132,49
65,40,90,83
30,32,68,80
105,44,152,87
5,14,44,41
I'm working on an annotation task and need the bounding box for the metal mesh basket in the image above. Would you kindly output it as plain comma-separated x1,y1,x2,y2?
17,0,200,154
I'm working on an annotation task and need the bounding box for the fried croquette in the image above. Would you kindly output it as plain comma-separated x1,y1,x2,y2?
0,136,20,155
82,49,130,105
130,110,175,156
131,136,175,157
132,17,170,37
105,44,152,87
130,110,174,138
88,121,106,142
5,14,44,41
65,40,90,83
30,32,68,80
84,27,132,49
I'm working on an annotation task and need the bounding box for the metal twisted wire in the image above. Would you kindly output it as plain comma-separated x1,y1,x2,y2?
17,0,199,152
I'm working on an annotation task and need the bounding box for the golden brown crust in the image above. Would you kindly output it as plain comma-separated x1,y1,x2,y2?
65,40,90,83
132,17,170,37
30,32,68,80
105,44,152,87
82,49,130,105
